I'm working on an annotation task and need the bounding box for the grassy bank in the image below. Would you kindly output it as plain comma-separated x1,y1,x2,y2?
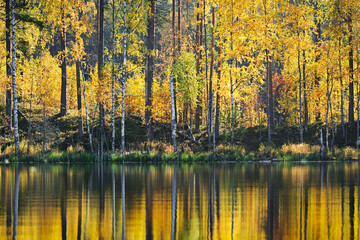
2,142,360,163
2,104,360,163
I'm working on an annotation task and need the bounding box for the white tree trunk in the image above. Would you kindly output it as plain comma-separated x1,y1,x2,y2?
212,90,216,155
170,73,177,153
11,0,20,156
82,70,94,153
111,0,116,154
120,0,127,154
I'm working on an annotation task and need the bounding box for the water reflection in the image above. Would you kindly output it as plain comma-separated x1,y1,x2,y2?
1,163,360,239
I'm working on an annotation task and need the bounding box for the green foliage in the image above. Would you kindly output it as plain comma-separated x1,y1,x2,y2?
173,52,199,109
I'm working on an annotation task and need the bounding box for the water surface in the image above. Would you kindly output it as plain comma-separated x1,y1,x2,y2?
1,162,360,239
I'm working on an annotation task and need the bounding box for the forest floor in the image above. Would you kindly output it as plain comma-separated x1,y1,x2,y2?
1,103,360,162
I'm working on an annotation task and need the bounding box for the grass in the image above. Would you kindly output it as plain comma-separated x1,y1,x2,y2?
2,139,360,163
2,102,360,163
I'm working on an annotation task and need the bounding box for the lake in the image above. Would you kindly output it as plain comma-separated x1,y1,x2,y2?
0,162,359,239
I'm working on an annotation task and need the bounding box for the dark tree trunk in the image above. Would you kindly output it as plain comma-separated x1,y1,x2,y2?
172,0,176,58
195,0,201,133
298,42,303,143
145,0,156,142
215,45,221,139
177,0,181,54
266,51,273,145
208,6,215,148
60,0,67,116
76,61,83,137
111,0,116,154
268,58,273,129
303,50,308,132
339,38,345,138
5,0,11,129
348,13,354,125
314,2,321,121
97,0,105,161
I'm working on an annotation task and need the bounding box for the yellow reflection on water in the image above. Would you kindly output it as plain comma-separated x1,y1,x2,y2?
0,163,360,240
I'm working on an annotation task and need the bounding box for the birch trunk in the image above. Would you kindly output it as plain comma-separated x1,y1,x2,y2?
11,0,20,156
212,90,216,156
5,0,12,129
111,0,116,154
298,43,303,143
82,70,93,153
121,0,128,154
76,61,83,137
195,0,201,133
170,74,178,153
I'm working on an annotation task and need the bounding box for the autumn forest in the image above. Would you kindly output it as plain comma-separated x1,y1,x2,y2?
1,0,360,160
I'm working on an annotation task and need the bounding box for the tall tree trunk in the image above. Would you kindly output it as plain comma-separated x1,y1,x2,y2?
348,13,354,125
177,0,181,54
212,90,216,156
76,61,83,137
172,0,178,124
230,2,235,143
339,38,345,138
11,0,20,156
195,0,201,133
5,0,12,129
82,69,93,153
121,0,128,154
215,45,221,139
326,50,330,152
356,40,359,151
60,0,67,116
298,40,303,143
111,0,116,154
145,0,156,142
170,74,178,153
303,49,308,132
314,1,321,121
266,51,272,145
172,0,176,58
230,67,234,143
97,0,105,161
208,6,215,149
